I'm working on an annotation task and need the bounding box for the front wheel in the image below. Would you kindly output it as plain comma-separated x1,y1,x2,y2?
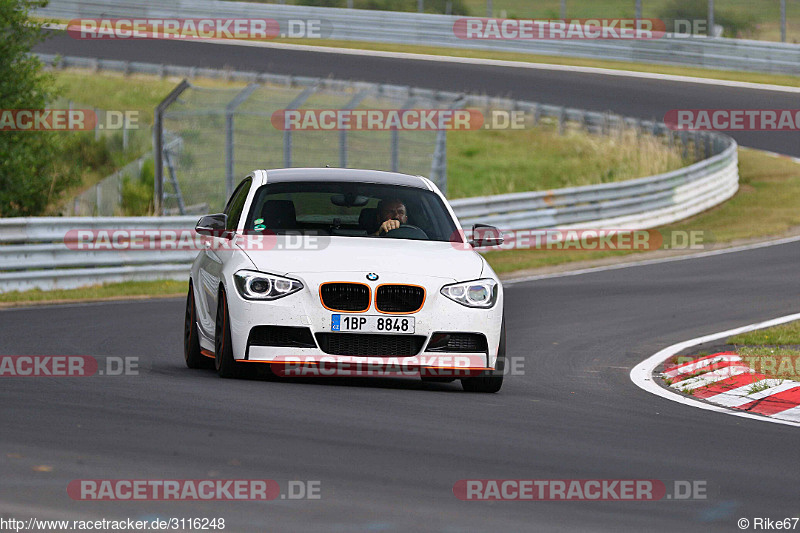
461,319,505,393
215,287,247,379
184,282,212,369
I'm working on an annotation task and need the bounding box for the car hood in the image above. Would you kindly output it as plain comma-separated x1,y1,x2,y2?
238,235,484,282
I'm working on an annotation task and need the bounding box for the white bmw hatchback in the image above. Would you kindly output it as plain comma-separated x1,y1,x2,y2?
184,168,505,392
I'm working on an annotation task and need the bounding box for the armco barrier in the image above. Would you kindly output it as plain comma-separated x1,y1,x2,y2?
36,0,800,75
0,217,197,293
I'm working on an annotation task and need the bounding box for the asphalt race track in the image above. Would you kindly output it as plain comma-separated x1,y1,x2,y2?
2,243,800,531
1,32,795,532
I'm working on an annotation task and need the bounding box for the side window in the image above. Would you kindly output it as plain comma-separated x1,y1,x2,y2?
224,178,252,231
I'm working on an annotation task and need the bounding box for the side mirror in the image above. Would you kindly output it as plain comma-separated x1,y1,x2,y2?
469,224,504,248
195,213,229,238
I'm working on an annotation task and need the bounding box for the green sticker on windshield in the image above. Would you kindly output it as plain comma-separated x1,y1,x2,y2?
254,218,264,224
254,224,266,231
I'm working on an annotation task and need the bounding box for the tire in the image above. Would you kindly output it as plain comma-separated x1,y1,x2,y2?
461,318,505,393
184,283,212,369
215,287,246,379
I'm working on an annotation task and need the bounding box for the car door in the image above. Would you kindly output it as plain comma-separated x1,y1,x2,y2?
197,178,253,339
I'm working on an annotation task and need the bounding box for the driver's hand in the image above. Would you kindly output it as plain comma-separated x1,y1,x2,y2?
379,219,401,234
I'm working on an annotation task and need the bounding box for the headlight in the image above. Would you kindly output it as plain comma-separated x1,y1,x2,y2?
234,270,303,301
440,278,498,308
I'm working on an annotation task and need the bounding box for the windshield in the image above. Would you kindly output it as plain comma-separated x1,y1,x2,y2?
244,181,460,242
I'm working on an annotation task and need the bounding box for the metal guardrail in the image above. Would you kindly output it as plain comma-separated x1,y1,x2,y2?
0,217,197,293
36,0,800,75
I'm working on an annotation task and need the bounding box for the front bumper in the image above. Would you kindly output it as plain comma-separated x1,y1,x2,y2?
226,271,503,372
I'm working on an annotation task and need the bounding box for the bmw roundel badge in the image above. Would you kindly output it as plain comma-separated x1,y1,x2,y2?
366,273,379,281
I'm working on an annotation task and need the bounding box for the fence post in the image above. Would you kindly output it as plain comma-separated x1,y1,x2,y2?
153,79,190,216
122,111,130,151
392,96,416,172
708,0,715,37
781,0,786,42
283,85,317,168
430,129,447,195
225,84,259,198
340,90,371,168
391,128,399,172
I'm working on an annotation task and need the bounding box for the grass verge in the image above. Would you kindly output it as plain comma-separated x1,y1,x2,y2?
728,320,800,346
0,280,186,307
448,123,685,198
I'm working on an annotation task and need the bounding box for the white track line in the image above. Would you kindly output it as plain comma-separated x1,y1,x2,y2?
44,23,800,94
630,312,800,427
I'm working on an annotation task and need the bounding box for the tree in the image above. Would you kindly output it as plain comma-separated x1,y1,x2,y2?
0,0,78,216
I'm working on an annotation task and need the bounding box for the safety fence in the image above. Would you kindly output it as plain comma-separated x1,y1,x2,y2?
36,0,800,75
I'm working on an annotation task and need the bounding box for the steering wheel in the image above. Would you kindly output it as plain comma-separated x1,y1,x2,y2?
383,224,429,240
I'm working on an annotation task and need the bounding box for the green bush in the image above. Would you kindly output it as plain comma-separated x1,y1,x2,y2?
0,0,83,216
61,133,115,172
120,158,154,215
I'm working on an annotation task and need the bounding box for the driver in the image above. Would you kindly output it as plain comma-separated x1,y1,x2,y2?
373,198,408,235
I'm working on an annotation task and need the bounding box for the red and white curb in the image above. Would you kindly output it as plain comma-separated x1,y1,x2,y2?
631,312,800,427
662,352,800,423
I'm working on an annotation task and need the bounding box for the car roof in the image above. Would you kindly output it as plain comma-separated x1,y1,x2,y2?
261,168,432,190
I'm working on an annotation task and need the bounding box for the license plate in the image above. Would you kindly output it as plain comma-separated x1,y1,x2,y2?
331,314,415,334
